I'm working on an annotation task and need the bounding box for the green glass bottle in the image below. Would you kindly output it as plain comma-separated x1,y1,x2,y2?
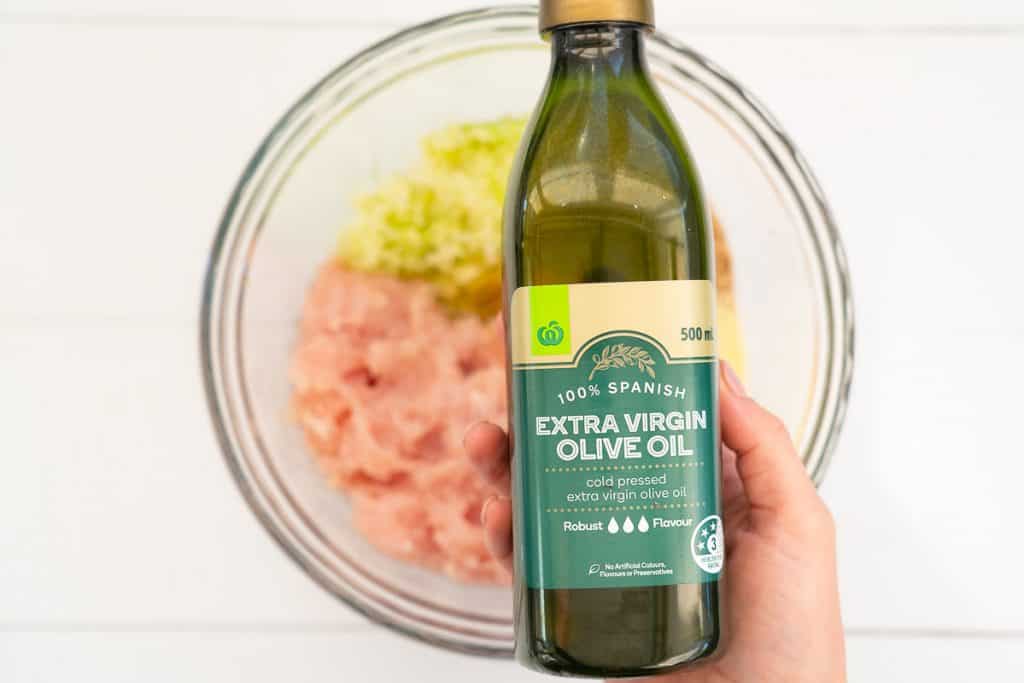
503,1,723,677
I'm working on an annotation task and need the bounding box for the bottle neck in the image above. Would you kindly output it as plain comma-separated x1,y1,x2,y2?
548,22,650,83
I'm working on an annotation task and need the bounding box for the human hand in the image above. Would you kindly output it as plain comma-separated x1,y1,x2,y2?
465,361,846,683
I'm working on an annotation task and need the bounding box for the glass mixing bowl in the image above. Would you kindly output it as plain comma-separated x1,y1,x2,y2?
200,5,854,657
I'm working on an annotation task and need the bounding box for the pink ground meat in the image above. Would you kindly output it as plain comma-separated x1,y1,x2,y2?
290,263,509,584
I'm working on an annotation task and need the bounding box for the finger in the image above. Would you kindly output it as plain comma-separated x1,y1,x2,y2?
720,445,748,536
481,495,514,571
720,445,744,511
718,360,816,515
464,421,511,492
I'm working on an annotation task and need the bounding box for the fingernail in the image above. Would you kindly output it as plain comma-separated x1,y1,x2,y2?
721,360,747,397
480,496,495,524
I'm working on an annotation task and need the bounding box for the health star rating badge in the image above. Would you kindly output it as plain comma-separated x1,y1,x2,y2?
690,515,723,574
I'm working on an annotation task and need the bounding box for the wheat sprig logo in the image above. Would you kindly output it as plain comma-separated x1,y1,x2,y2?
588,343,656,381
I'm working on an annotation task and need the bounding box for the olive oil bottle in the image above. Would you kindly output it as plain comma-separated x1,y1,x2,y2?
503,1,723,677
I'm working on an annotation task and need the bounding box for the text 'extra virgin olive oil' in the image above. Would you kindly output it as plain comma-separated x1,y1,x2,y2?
503,1,723,677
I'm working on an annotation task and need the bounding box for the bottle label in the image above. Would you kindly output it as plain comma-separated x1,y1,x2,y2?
510,280,722,589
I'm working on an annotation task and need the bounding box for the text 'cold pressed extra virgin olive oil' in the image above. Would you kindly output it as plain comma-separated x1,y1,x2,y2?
503,1,723,677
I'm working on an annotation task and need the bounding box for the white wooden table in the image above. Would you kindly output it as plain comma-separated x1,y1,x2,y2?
2,1,1022,680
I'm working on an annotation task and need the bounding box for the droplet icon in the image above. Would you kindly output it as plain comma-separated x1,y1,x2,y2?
608,517,619,534
623,517,635,534
638,516,650,533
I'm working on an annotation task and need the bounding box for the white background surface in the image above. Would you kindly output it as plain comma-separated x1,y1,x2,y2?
1,0,1023,680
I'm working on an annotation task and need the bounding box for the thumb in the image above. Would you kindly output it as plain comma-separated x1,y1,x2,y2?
718,361,817,516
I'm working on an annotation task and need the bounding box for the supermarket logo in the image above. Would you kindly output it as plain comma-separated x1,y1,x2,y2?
529,285,571,356
536,321,565,347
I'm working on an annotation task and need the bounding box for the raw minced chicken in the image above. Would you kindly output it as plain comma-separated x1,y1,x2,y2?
290,263,510,584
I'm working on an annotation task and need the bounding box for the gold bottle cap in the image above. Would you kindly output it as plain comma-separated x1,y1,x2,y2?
539,0,655,32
